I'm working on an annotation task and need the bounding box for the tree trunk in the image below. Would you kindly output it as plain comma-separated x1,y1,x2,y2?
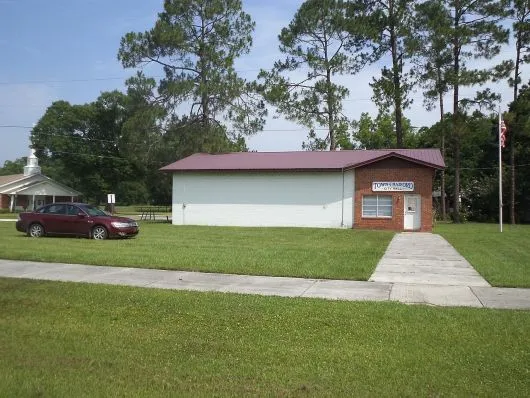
200,12,209,129
510,30,521,225
389,7,404,148
327,66,336,151
324,30,336,151
201,85,209,128
439,83,446,221
453,128,460,223
514,30,521,101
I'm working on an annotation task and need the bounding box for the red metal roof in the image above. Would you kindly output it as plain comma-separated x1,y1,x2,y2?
160,149,445,172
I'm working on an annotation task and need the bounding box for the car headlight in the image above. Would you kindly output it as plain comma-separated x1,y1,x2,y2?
111,221,133,228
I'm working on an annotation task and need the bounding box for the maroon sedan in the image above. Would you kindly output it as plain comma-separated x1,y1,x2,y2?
16,203,139,240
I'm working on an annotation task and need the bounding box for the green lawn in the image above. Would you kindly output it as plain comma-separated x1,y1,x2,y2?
0,212,18,219
0,278,528,397
435,223,530,288
0,222,393,280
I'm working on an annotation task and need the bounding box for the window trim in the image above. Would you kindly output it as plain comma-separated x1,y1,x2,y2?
42,204,67,215
362,195,393,218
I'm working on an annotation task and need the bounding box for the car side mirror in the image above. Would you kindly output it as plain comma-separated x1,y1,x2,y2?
77,212,86,218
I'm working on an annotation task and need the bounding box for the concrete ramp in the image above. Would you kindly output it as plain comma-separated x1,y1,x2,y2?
369,233,490,287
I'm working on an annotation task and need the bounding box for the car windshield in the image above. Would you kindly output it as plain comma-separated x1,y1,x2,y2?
78,204,109,217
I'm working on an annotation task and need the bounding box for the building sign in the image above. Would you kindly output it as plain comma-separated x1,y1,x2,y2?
372,181,414,192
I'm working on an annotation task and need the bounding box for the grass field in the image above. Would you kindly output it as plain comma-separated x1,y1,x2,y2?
0,222,393,280
1,278,528,397
2,218,529,286
435,223,530,288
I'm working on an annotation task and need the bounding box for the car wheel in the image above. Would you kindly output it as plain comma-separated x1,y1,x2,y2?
92,226,108,240
28,223,45,238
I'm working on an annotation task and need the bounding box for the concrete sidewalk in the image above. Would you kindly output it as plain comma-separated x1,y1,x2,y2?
370,233,490,286
0,259,529,310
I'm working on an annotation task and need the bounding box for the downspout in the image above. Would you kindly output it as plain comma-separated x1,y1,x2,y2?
181,172,185,226
341,167,345,227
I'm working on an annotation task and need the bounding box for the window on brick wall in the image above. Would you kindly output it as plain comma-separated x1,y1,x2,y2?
362,195,392,218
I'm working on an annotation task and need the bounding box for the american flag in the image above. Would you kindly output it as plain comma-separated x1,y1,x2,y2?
500,120,507,148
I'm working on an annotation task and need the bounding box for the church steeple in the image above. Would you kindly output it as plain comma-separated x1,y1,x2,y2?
23,148,41,176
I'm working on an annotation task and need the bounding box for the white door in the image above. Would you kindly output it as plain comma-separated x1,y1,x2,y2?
404,195,421,230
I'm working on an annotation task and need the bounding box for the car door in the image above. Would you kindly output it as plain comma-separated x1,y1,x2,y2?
66,204,91,236
40,204,67,234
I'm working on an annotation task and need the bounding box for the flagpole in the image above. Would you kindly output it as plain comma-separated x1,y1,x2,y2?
498,107,503,233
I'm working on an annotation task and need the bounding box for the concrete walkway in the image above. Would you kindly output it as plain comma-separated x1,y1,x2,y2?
0,258,529,310
369,233,490,286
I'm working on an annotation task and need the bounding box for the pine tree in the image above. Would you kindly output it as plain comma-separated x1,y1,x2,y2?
444,0,510,222
259,0,364,150
508,0,530,224
118,0,266,141
410,0,453,220
347,0,415,148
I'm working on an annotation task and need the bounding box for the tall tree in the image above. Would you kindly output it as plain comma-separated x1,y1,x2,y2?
416,111,502,222
444,0,510,222
259,0,365,150
0,158,26,176
348,0,415,148
508,0,530,224
351,112,417,149
510,0,530,100
31,95,128,203
410,0,453,220
507,81,530,223
30,89,165,205
118,0,265,142
121,72,166,167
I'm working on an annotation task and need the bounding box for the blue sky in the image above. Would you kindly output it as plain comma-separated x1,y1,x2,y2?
0,0,526,165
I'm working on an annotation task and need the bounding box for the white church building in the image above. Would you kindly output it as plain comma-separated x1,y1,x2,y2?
0,149,81,212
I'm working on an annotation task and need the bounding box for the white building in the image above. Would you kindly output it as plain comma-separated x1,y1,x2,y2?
0,149,81,212
161,149,445,231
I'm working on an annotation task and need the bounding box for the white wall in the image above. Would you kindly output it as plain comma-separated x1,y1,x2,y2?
171,171,354,228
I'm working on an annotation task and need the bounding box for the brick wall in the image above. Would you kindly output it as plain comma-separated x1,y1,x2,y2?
0,194,9,209
0,195,27,210
354,158,436,232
